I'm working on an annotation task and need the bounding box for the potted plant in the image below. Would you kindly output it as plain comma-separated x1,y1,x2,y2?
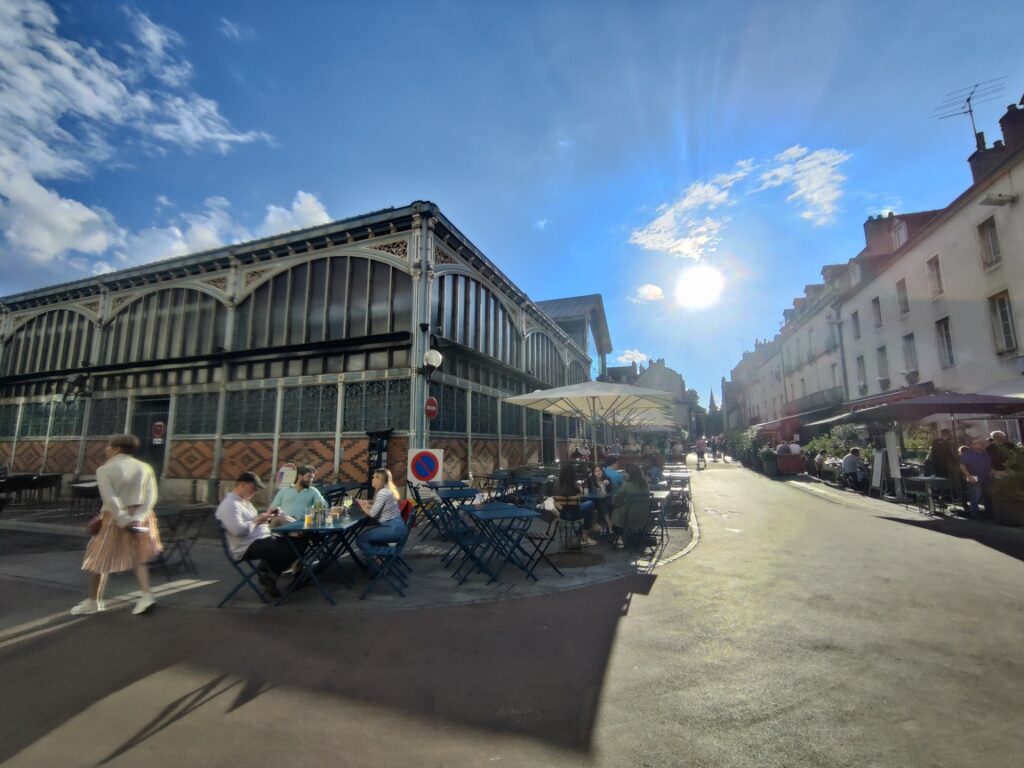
759,446,778,476
991,451,1024,526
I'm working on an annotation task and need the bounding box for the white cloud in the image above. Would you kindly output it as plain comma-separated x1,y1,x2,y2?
629,158,751,260
616,349,649,365
258,191,332,236
155,194,172,209
534,218,547,230
758,145,851,225
123,8,193,88
0,0,271,275
220,18,244,41
629,283,664,303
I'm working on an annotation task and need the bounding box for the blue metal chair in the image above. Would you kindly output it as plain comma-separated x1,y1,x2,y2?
435,488,496,583
358,526,411,599
407,482,444,540
217,527,271,607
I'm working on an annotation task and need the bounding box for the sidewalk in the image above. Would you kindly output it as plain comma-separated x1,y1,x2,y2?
0,496,696,614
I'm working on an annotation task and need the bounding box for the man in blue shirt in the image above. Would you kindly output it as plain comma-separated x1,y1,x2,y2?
959,439,993,519
270,464,327,518
603,457,624,492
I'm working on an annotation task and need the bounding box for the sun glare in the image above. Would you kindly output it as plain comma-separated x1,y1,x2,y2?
675,264,725,309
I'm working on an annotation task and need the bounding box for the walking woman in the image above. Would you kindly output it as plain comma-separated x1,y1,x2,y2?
71,434,162,615
355,468,407,551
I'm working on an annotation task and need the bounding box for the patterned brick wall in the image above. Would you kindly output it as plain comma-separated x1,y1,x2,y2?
277,438,335,479
0,442,12,468
166,440,215,479
44,440,79,474
501,440,524,469
338,438,368,484
82,440,108,474
220,439,273,482
524,439,541,465
471,438,500,477
388,436,408,490
12,440,44,473
430,437,468,480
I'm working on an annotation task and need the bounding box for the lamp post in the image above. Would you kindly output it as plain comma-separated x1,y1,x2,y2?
419,347,443,450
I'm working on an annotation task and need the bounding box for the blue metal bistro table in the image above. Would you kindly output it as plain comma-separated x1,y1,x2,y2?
271,514,368,605
465,502,542,582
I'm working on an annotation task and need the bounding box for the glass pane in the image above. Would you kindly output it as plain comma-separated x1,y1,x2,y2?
327,256,348,339
387,379,410,431
364,380,388,431
392,270,412,334
308,258,327,342
288,263,309,345
347,258,369,337
343,383,364,432
369,261,391,335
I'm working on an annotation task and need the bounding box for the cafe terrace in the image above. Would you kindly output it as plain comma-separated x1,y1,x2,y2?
0,201,613,502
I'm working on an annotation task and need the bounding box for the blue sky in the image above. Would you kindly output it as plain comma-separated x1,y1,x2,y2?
1,0,1023,408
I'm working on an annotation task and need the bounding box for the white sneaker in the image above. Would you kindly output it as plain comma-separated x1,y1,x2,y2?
132,595,156,615
70,599,104,615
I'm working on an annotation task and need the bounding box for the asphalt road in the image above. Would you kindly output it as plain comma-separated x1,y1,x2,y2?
2,462,1022,767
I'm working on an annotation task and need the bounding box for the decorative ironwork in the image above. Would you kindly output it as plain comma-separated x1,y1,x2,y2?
224,389,277,434
174,393,220,435
433,247,456,265
244,268,272,287
341,380,409,433
87,398,128,436
111,294,135,312
280,385,337,434
372,241,408,259
80,301,101,315
202,276,229,291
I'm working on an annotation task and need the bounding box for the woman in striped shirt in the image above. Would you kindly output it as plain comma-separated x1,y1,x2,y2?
355,468,407,551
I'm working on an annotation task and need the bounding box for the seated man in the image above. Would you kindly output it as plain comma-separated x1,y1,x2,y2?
216,471,308,597
270,464,327,518
840,448,864,490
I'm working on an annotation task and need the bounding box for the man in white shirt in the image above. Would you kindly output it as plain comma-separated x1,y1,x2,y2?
216,471,308,597
841,448,864,490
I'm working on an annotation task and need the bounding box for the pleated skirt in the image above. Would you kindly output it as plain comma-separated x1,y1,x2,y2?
82,511,163,574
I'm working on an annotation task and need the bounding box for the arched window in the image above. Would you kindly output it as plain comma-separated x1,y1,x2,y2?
2,309,95,376
234,255,412,349
431,274,520,367
101,288,226,365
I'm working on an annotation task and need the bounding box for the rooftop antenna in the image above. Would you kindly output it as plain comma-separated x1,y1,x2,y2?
934,77,1008,141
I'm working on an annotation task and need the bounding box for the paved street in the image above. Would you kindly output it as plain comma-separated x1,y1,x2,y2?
2,460,1023,767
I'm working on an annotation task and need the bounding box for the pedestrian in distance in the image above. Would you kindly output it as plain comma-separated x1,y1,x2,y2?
71,434,163,616
695,436,707,470
959,438,994,519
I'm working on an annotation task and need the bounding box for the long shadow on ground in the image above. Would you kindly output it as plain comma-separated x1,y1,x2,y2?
0,573,656,764
879,515,1024,564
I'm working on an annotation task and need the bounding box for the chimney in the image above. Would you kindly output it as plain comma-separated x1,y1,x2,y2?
999,98,1024,149
863,214,895,257
968,130,1007,183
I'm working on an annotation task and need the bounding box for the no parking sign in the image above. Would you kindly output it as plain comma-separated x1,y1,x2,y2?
407,449,444,487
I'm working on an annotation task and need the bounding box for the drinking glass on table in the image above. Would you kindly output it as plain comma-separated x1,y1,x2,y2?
303,511,314,528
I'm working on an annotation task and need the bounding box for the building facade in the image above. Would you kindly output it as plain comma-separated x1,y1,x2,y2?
0,202,609,500
724,97,1024,441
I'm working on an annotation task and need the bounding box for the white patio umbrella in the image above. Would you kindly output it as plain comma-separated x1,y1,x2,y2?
504,381,675,464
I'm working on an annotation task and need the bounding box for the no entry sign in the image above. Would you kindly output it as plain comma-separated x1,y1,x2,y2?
407,449,444,485
424,396,439,420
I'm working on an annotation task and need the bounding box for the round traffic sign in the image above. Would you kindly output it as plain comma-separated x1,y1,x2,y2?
424,396,439,420
410,450,440,482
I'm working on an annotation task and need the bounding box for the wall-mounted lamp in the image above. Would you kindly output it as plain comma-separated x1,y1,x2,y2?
419,348,444,382
61,371,92,405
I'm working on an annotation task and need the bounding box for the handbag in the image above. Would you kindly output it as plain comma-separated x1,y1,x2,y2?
87,514,103,536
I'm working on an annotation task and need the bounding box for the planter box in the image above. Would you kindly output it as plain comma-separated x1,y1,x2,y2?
761,456,778,476
777,453,805,475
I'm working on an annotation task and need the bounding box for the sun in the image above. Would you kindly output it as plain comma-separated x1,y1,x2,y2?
676,264,725,309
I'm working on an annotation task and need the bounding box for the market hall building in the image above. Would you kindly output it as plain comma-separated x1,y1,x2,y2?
0,201,613,502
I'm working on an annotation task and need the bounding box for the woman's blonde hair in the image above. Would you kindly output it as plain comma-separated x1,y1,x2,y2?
374,468,400,498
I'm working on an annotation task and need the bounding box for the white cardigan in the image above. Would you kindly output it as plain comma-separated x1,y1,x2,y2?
96,453,158,526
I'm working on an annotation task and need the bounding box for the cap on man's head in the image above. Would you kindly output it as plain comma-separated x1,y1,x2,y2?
296,464,315,476
237,471,265,489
